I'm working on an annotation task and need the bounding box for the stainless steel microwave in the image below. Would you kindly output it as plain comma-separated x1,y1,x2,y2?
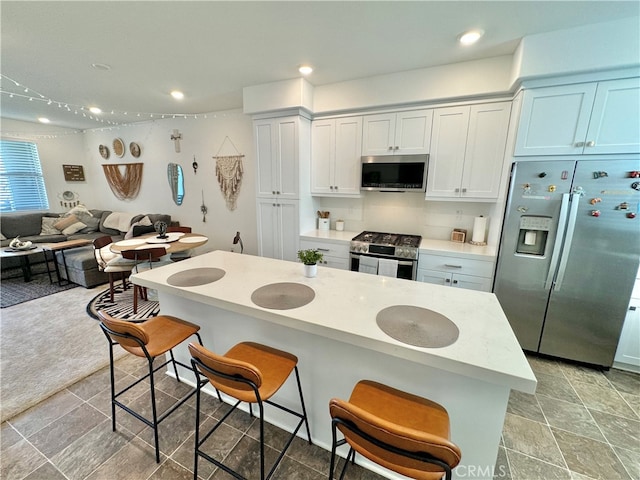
360,154,428,192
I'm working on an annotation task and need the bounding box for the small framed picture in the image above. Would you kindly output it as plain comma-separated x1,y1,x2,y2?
63,164,85,181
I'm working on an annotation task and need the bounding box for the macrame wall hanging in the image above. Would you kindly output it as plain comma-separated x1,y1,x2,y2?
213,136,244,211
102,163,143,200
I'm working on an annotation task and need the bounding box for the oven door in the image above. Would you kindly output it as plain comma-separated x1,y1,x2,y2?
350,253,416,280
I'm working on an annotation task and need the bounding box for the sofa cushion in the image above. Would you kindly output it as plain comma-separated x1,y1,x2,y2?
1,212,45,238
56,246,99,270
99,211,120,236
53,214,80,232
78,215,101,234
41,217,61,235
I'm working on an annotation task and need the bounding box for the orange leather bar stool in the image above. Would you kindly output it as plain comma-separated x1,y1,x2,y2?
189,341,312,480
98,310,203,463
329,380,462,480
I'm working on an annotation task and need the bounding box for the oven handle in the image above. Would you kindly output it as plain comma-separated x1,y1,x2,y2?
350,253,415,267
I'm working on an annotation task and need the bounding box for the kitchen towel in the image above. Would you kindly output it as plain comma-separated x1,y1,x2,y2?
377,258,398,277
471,216,488,244
358,256,378,274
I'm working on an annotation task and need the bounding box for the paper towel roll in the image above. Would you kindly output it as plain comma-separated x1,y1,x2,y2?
471,216,488,244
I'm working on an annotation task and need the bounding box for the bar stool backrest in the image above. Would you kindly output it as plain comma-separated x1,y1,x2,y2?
97,310,149,349
121,247,168,271
189,342,263,402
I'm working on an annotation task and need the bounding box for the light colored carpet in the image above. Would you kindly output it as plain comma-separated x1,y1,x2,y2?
0,285,125,422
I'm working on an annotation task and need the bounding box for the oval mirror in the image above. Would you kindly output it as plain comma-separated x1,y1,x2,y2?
167,163,185,205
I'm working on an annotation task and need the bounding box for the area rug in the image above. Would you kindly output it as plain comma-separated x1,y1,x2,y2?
1,268,78,308
1,286,125,422
86,283,160,321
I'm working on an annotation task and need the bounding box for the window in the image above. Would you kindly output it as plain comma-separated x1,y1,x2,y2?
0,140,49,213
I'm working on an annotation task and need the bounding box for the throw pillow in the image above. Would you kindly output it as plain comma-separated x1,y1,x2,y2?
0,232,6,241
124,215,153,239
40,217,61,235
53,214,80,232
78,216,101,234
61,221,87,236
132,225,156,237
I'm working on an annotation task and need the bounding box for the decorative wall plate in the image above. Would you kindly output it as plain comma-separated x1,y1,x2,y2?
62,190,75,201
99,144,110,159
129,142,141,158
113,138,125,157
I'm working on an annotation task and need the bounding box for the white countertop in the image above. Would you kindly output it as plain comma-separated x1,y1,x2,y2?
134,250,536,393
300,229,496,260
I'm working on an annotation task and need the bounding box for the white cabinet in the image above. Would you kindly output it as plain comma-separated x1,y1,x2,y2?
299,238,350,270
362,109,433,156
614,305,640,370
311,116,362,196
426,102,510,200
257,198,299,262
417,254,494,292
255,116,300,199
514,78,640,156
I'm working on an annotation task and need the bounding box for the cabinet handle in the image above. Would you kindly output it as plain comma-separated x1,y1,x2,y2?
586,141,595,147
454,188,460,193
444,264,463,268
445,278,451,283
575,141,585,148
272,191,276,195
276,191,281,195
462,188,467,193
334,185,338,190
453,280,458,285
317,248,330,252
394,146,399,150
388,146,393,151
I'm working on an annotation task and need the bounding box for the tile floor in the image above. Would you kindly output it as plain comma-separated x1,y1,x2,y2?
1,353,638,480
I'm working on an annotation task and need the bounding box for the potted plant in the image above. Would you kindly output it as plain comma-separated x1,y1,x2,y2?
297,249,323,277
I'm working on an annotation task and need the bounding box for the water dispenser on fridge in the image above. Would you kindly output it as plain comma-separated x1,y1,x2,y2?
516,215,552,256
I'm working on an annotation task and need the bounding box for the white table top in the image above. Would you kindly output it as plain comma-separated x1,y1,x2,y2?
133,250,536,393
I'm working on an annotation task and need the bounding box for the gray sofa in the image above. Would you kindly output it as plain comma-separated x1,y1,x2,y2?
1,209,172,288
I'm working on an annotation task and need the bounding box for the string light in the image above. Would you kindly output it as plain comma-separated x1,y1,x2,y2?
0,73,212,125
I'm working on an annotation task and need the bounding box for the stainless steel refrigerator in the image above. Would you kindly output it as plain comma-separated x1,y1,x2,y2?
494,159,640,367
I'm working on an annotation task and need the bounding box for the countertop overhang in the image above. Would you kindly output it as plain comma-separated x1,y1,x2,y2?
133,250,536,393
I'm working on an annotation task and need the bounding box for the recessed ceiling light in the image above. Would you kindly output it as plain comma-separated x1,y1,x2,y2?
459,30,484,45
89,107,102,114
37,117,50,123
298,65,313,75
171,90,185,100
91,63,111,71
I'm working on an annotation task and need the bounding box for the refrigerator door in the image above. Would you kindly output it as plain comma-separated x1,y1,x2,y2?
494,160,576,351
539,159,640,366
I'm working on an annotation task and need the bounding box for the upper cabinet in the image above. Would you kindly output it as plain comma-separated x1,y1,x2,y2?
311,116,362,196
362,109,433,156
426,102,510,200
255,116,300,199
514,78,640,156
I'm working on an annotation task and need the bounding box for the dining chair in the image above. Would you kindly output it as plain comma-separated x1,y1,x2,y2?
121,247,172,313
93,236,136,302
167,226,193,261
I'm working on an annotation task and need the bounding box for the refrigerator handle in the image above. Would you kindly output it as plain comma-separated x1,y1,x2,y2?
553,193,581,291
545,193,571,290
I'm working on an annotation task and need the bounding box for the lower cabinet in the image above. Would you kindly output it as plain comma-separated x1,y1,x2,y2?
417,253,494,292
299,238,350,270
257,199,299,262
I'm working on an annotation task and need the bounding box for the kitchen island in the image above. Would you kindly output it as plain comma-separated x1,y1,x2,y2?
133,250,536,480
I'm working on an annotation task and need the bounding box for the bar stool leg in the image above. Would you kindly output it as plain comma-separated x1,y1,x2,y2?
148,357,160,463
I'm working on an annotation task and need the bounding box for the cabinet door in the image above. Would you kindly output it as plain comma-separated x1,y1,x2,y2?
257,199,299,261
311,119,335,195
256,198,279,259
362,114,395,155
514,84,597,156
255,121,278,197
426,106,469,198
452,274,492,292
460,102,510,199
395,110,433,154
585,78,640,154
334,116,363,195
277,118,299,198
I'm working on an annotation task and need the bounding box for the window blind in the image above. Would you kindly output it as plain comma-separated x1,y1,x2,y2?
0,140,49,213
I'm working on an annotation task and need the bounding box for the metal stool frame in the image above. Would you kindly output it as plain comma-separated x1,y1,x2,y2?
100,323,203,463
329,417,453,480
190,355,311,480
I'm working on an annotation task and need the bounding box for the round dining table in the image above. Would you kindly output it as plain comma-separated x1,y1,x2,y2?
110,232,208,254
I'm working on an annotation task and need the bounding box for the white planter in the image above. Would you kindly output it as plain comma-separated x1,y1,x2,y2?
303,264,317,278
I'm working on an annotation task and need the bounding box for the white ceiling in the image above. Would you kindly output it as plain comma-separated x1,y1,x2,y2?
2,1,638,130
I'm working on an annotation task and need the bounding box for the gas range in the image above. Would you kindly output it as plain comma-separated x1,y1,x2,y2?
350,231,422,260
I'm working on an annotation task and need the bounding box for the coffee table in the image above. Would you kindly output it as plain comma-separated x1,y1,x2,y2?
0,246,47,282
